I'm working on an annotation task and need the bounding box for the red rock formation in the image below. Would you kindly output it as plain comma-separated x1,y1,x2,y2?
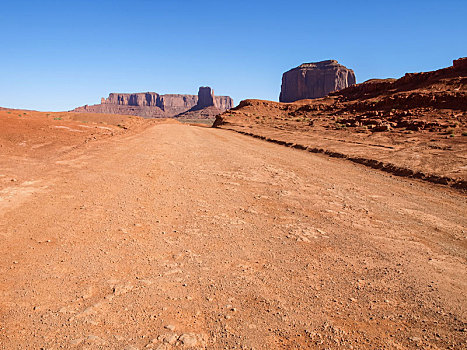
279,60,356,102
73,87,233,118
453,57,467,69
197,87,215,108
216,57,467,134
332,57,467,111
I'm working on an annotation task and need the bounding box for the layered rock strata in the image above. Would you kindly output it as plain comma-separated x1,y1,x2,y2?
73,87,233,118
280,60,356,102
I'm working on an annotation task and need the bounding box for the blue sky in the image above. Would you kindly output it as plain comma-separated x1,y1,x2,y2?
0,0,466,111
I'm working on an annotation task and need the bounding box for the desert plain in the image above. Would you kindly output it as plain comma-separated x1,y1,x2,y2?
0,59,466,350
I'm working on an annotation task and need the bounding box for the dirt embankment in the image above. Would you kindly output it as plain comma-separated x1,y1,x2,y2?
0,108,174,159
214,58,467,190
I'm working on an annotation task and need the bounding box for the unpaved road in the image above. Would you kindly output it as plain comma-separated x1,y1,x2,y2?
0,123,466,349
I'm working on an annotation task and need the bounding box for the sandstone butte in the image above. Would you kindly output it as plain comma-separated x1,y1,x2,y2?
73,86,233,119
279,60,356,102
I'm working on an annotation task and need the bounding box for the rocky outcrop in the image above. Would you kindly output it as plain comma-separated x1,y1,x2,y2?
173,87,233,120
333,57,467,104
73,87,233,119
214,95,233,111
197,87,215,108
279,60,356,102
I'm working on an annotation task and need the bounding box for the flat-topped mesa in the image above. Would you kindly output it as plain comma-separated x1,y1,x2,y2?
101,92,197,114
103,92,160,106
279,60,356,102
73,87,233,118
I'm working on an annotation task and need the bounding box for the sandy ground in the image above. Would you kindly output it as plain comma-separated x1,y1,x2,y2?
0,120,466,349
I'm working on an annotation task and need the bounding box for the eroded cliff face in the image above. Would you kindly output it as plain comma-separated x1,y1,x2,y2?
279,60,356,102
197,87,215,108
214,96,234,111
73,87,233,118
194,87,233,111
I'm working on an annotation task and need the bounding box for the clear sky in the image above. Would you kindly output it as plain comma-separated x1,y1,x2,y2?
0,0,466,111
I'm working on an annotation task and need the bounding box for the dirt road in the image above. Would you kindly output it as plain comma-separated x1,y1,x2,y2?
0,123,466,349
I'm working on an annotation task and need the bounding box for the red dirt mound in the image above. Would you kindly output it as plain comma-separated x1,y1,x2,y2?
0,108,172,159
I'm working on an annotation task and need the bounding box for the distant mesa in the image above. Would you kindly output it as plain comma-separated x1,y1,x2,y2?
279,60,356,102
73,86,233,119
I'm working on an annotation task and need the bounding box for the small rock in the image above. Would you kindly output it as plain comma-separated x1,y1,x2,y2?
158,333,178,344
178,333,198,347
164,324,176,331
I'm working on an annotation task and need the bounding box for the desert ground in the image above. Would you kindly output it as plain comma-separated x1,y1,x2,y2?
0,109,465,349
